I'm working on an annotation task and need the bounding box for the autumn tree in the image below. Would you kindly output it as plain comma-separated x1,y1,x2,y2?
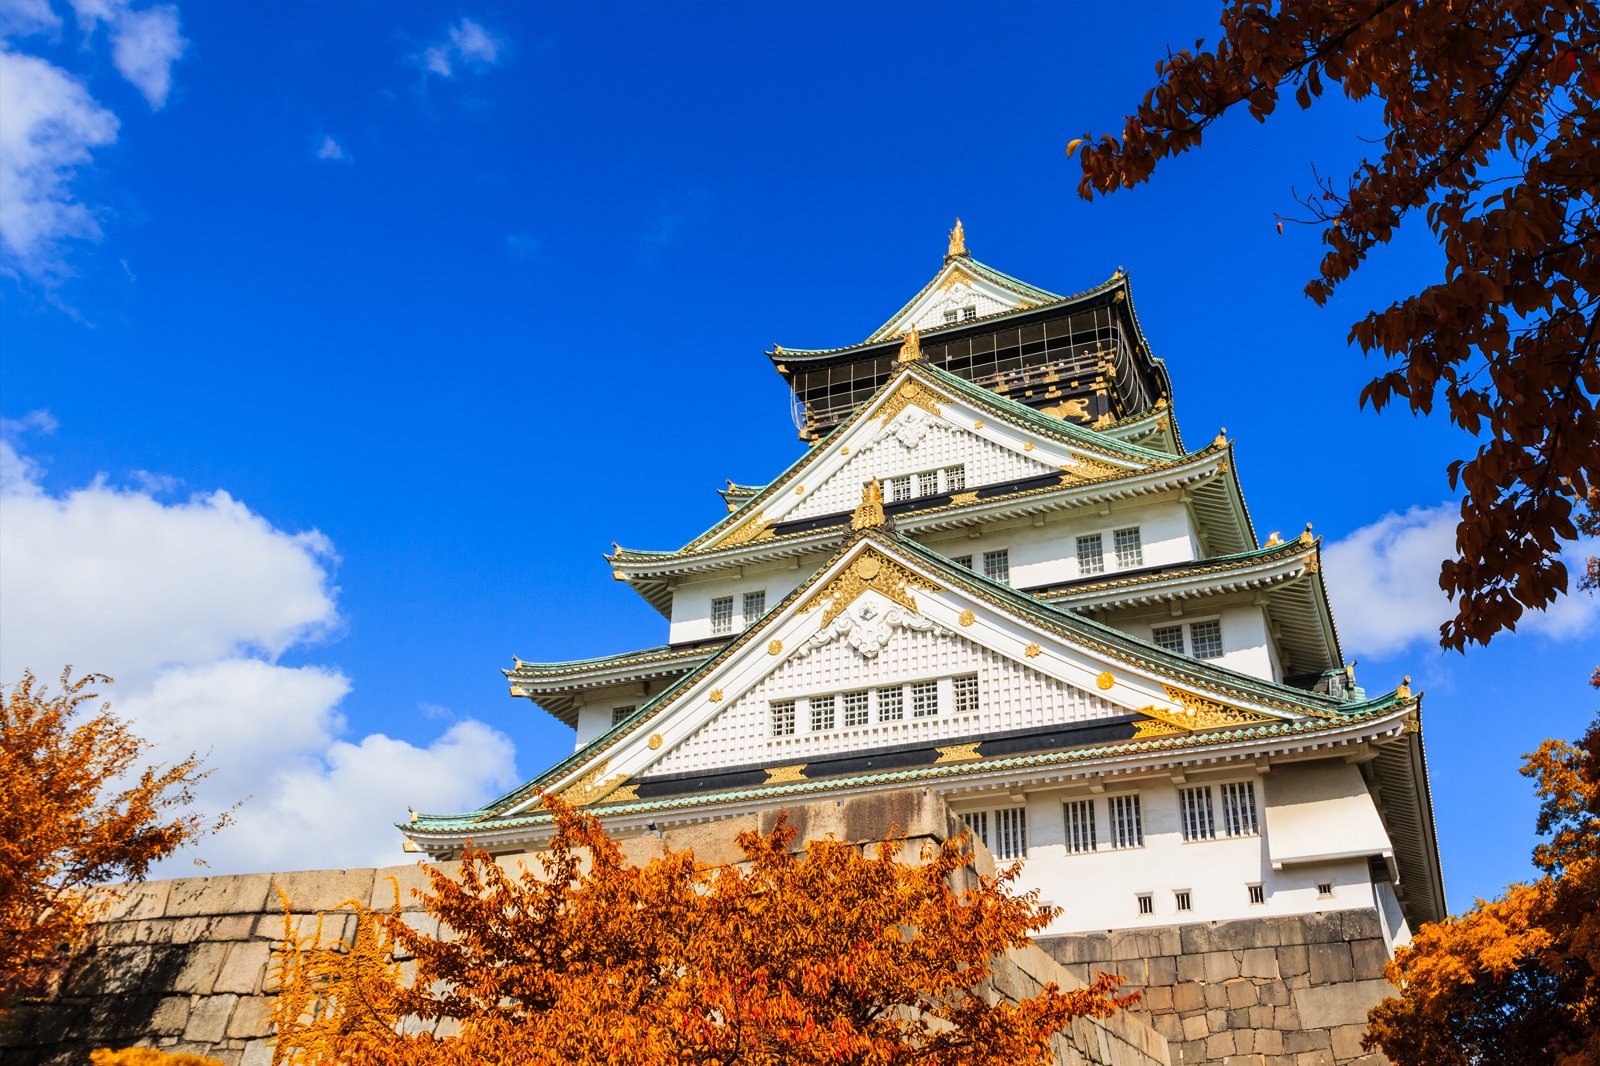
1363,706,1600,1064
1071,0,1600,649
0,670,222,1010
270,796,1134,1065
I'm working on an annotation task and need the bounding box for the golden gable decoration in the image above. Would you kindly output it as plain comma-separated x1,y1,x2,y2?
800,546,943,628
717,511,775,548
877,378,946,425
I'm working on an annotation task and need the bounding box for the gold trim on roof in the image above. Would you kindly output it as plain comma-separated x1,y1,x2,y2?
764,764,806,784
947,218,967,259
558,760,630,807
800,546,943,628
876,378,946,425
935,742,982,764
1159,686,1278,730
851,479,886,530
898,325,923,364
717,511,775,548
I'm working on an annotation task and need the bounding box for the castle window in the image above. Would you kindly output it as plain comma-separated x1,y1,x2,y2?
1136,894,1154,916
877,686,904,722
1174,890,1192,912
1152,625,1185,654
1179,785,1216,841
742,590,765,625
918,470,939,496
1109,794,1144,849
1248,883,1266,905
1318,882,1334,898
951,554,973,569
1114,527,1144,568
770,700,795,737
1189,619,1224,659
842,690,869,728
711,597,734,635
889,474,914,502
1077,534,1104,575
1220,780,1259,837
994,807,1027,860
983,549,1010,585
962,306,977,322
810,694,836,732
1064,799,1097,854
952,674,979,715
944,464,966,492
611,705,635,726
911,680,939,718
963,811,989,848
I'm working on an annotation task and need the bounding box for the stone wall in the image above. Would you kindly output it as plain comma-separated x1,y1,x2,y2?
1039,910,1393,1066
2,789,1168,1066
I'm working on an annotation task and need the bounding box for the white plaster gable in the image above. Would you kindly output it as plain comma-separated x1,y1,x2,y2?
870,261,1040,342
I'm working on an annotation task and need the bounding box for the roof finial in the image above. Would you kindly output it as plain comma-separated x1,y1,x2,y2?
852,479,886,530
946,218,968,260
1299,522,1315,546
899,325,923,364
1397,675,1413,700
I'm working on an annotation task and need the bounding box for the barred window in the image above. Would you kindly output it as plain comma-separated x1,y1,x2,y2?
770,699,795,737
877,686,904,722
1220,780,1259,837
1190,620,1223,659
1113,527,1143,568
810,694,836,732
1064,799,1097,854
918,470,939,496
711,596,734,635
994,807,1028,860
1248,884,1266,905
889,474,914,502
1077,534,1104,575
983,549,1010,585
1152,625,1185,654
611,705,635,726
952,674,979,715
843,690,869,728
911,680,939,718
963,811,989,849
1136,894,1154,916
1175,890,1192,912
742,590,765,625
945,464,966,492
951,554,973,569
1109,794,1143,849
1180,785,1216,841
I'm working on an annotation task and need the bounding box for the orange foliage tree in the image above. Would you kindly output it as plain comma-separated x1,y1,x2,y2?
1071,0,1600,650
1364,708,1600,1064
270,796,1134,1065
0,670,222,1010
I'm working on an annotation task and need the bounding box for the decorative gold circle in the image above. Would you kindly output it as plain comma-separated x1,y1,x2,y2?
1096,671,1115,690
767,639,783,655
709,688,724,703
1023,442,1035,452
794,485,804,494
841,446,851,455
648,733,663,750
857,557,881,580
974,420,985,429
958,610,975,627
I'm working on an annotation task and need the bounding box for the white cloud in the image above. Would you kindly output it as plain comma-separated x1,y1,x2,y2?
0,0,62,37
417,17,502,78
0,46,119,274
1325,502,1600,658
315,134,348,162
0,420,519,874
68,0,186,109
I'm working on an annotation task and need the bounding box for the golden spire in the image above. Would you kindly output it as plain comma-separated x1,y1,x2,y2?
898,325,923,364
946,217,968,260
852,479,886,530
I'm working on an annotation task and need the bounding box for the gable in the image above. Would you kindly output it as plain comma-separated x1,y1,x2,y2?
869,261,1040,343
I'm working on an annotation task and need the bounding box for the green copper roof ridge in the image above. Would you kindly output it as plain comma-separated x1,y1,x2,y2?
506,641,722,678
1030,536,1319,597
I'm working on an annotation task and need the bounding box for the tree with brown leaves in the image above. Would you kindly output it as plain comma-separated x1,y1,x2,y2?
0,670,222,1010
270,796,1134,1065
1363,707,1600,1064
1072,0,1600,650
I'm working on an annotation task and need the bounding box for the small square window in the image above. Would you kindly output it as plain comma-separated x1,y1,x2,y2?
952,674,979,715
810,694,836,732
1175,890,1192,912
961,306,977,322
994,807,1027,860
742,590,765,625
889,475,914,502
770,700,795,737
943,309,958,323
911,680,939,718
1109,794,1143,849
983,549,1010,585
945,464,966,492
951,554,973,570
1114,527,1143,568
711,596,734,635
1190,620,1224,660
918,470,939,496
1318,882,1334,898
1152,625,1185,654
1248,884,1266,905
611,705,635,726
877,686,904,722
1180,785,1216,841
842,690,869,728
1064,799,1097,854
1077,534,1104,576
1136,893,1154,916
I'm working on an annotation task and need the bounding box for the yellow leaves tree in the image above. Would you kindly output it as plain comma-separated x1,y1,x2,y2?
1071,0,1600,650
271,796,1135,1065
1364,709,1600,1064
0,670,223,1011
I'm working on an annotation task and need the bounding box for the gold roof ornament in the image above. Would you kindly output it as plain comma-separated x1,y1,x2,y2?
852,478,887,530
1213,427,1228,447
1265,531,1283,546
898,325,923,364
1299,522,1315,546
946,217,968,260
1397,675,1413,700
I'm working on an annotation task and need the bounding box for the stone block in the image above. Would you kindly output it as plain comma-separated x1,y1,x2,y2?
96,881,173,923
1178,923,1213,954
1241,946,1281,978
1295,1050,1335,1066
1172,982,1204,1013
1141,984,1172,1012
225,995,275,1039
214,941,273,995
1308,942,1354,985
149,995,192,1034
1262,980,1292,1006
1143,954,1177,986
1204,984,1228,1009
270,869,379,914
1248,1003,1274,1027
1350,938,1390,980
1225,979,1256,1008
1175,952,1206,983
1256,1027,1285,1054
1293,978,1390,1030
1285,1027,1332,1053
1204,1007,1227,1031
1203,950,1240,983
240,1040,275,1066
1181,1014,1208,1041
1151,1012,1184,1041
1279,943,1310,978
1204,1030,1236,1058
1330,1023,1372,1060
1225,1007,1251,1029
184,993,239,1044
166,874,272,917
172,941,232,995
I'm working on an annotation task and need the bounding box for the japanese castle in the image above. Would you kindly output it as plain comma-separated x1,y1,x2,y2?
405,223,1443,944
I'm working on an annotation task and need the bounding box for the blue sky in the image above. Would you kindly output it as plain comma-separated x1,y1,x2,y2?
1,1,1594,904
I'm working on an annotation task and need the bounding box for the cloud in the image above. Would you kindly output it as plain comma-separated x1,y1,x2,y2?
417,17,502,79
0,0,62,37
316,134,348,162
68,0,187,109
1325,502,1600,658
0,419,519,874
0,46,119,275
